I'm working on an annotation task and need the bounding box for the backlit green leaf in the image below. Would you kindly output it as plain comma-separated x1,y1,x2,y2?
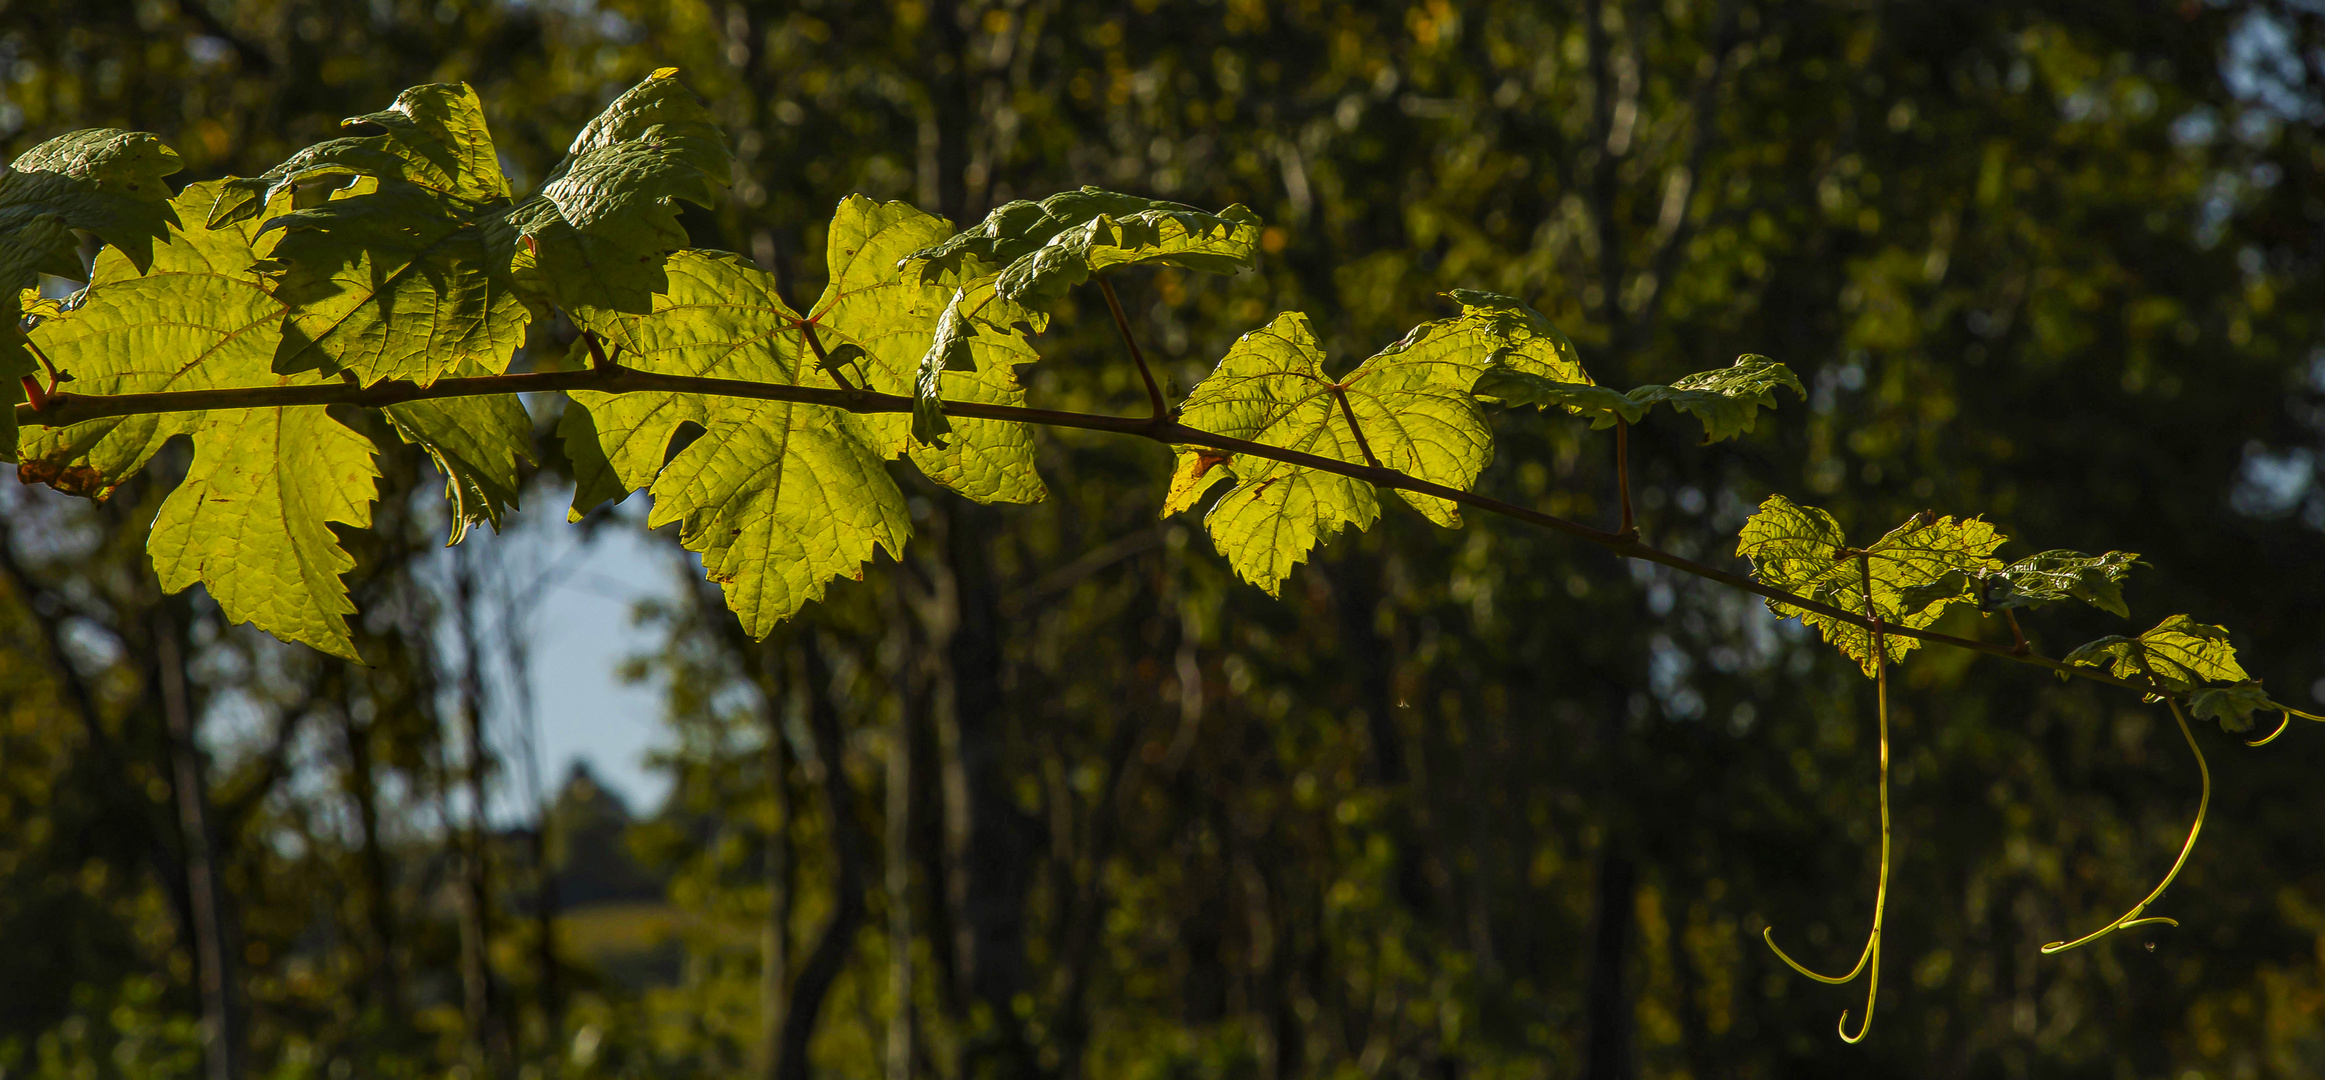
564,250,908,635
0,128,184,455
1482,354,1803,443
1990,549,2140,616
557,400,630,523
209,82,509,217
2185,681,2276,734
1166,312,1495,593
17,181,377,660
801,196,1043,503
230,72,728,388
1445,289,1589,384
1472,370,1644,425
497,68,730,327
904,186,1259,308
1628,355,1805,442
2061,615,2251,693
147,405,380,663
1736,495,2007,676
260,177,529,386
1,128,182,283
383,384,534,545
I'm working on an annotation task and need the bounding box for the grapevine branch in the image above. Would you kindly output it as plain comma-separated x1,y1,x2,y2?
8,367,2180,700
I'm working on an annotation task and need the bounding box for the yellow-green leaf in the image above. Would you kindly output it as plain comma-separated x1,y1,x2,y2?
1,128,183,283
259,177,529,386
383,385,534,545
1167,312,1495,593
2061,615,2252,693
2185,680,2276,734
0,128,183,455
1482,354,1803,443
1446,289,1588,384
147,405,380,662
209,82,510,215
904,186,1259,309
565,251,908,635
497,69,730,326
18,181,379,660
557,399,630,523
801,196,1043,503
1472,371,1644,425
1736,495,2007,676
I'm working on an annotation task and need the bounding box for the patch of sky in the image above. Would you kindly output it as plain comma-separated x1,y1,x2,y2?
423,477,683,826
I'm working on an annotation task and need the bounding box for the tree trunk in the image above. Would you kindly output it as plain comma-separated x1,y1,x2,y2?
887,642,919,1080
1581,851,1637,1080
452,557,511,1079
940,505,1039,1076
156,598,244,1080
340,710,406,1033
775,629,870,1080
759,670,792,1080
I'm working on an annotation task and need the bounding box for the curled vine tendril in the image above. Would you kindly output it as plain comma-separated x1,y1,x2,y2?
2038,698,2209,955
2246,705,2325,748
1763,555,1891,1044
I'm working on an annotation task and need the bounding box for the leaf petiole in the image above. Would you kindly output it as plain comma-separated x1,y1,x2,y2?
1615,416,1636,540
1097,276,1167,423
1329,385,1383,470
581,331,615,371
27,338,71,386
797,321,860,394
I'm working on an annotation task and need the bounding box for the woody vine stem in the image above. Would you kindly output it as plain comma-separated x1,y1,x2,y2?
7,309,2199,700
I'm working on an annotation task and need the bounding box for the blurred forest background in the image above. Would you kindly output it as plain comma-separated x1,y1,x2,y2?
4,0,2325,1077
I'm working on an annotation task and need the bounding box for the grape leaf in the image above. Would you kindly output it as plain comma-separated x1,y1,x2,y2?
801,195,1044,501
563,250,907,635
2060,615,2251,693
557,400,631,522
1444,289,1589,384
1900,549,2142,618
1473,371,1644,424
16,181,378,660
2185,681,2277,734
1987,549,2141,617
223,72,726,388
900,188,1255,437
383,385,533,545
1628,356,1805,442
208,82,510,216
258,177,530,386
496,68,731,330
201,83,524,386
1736,495,2007,676
904,186,1260,307
1164,312,1495,593
147,406,381,663
1,128,183,282
1479,354,1804,443
0,128,183,457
